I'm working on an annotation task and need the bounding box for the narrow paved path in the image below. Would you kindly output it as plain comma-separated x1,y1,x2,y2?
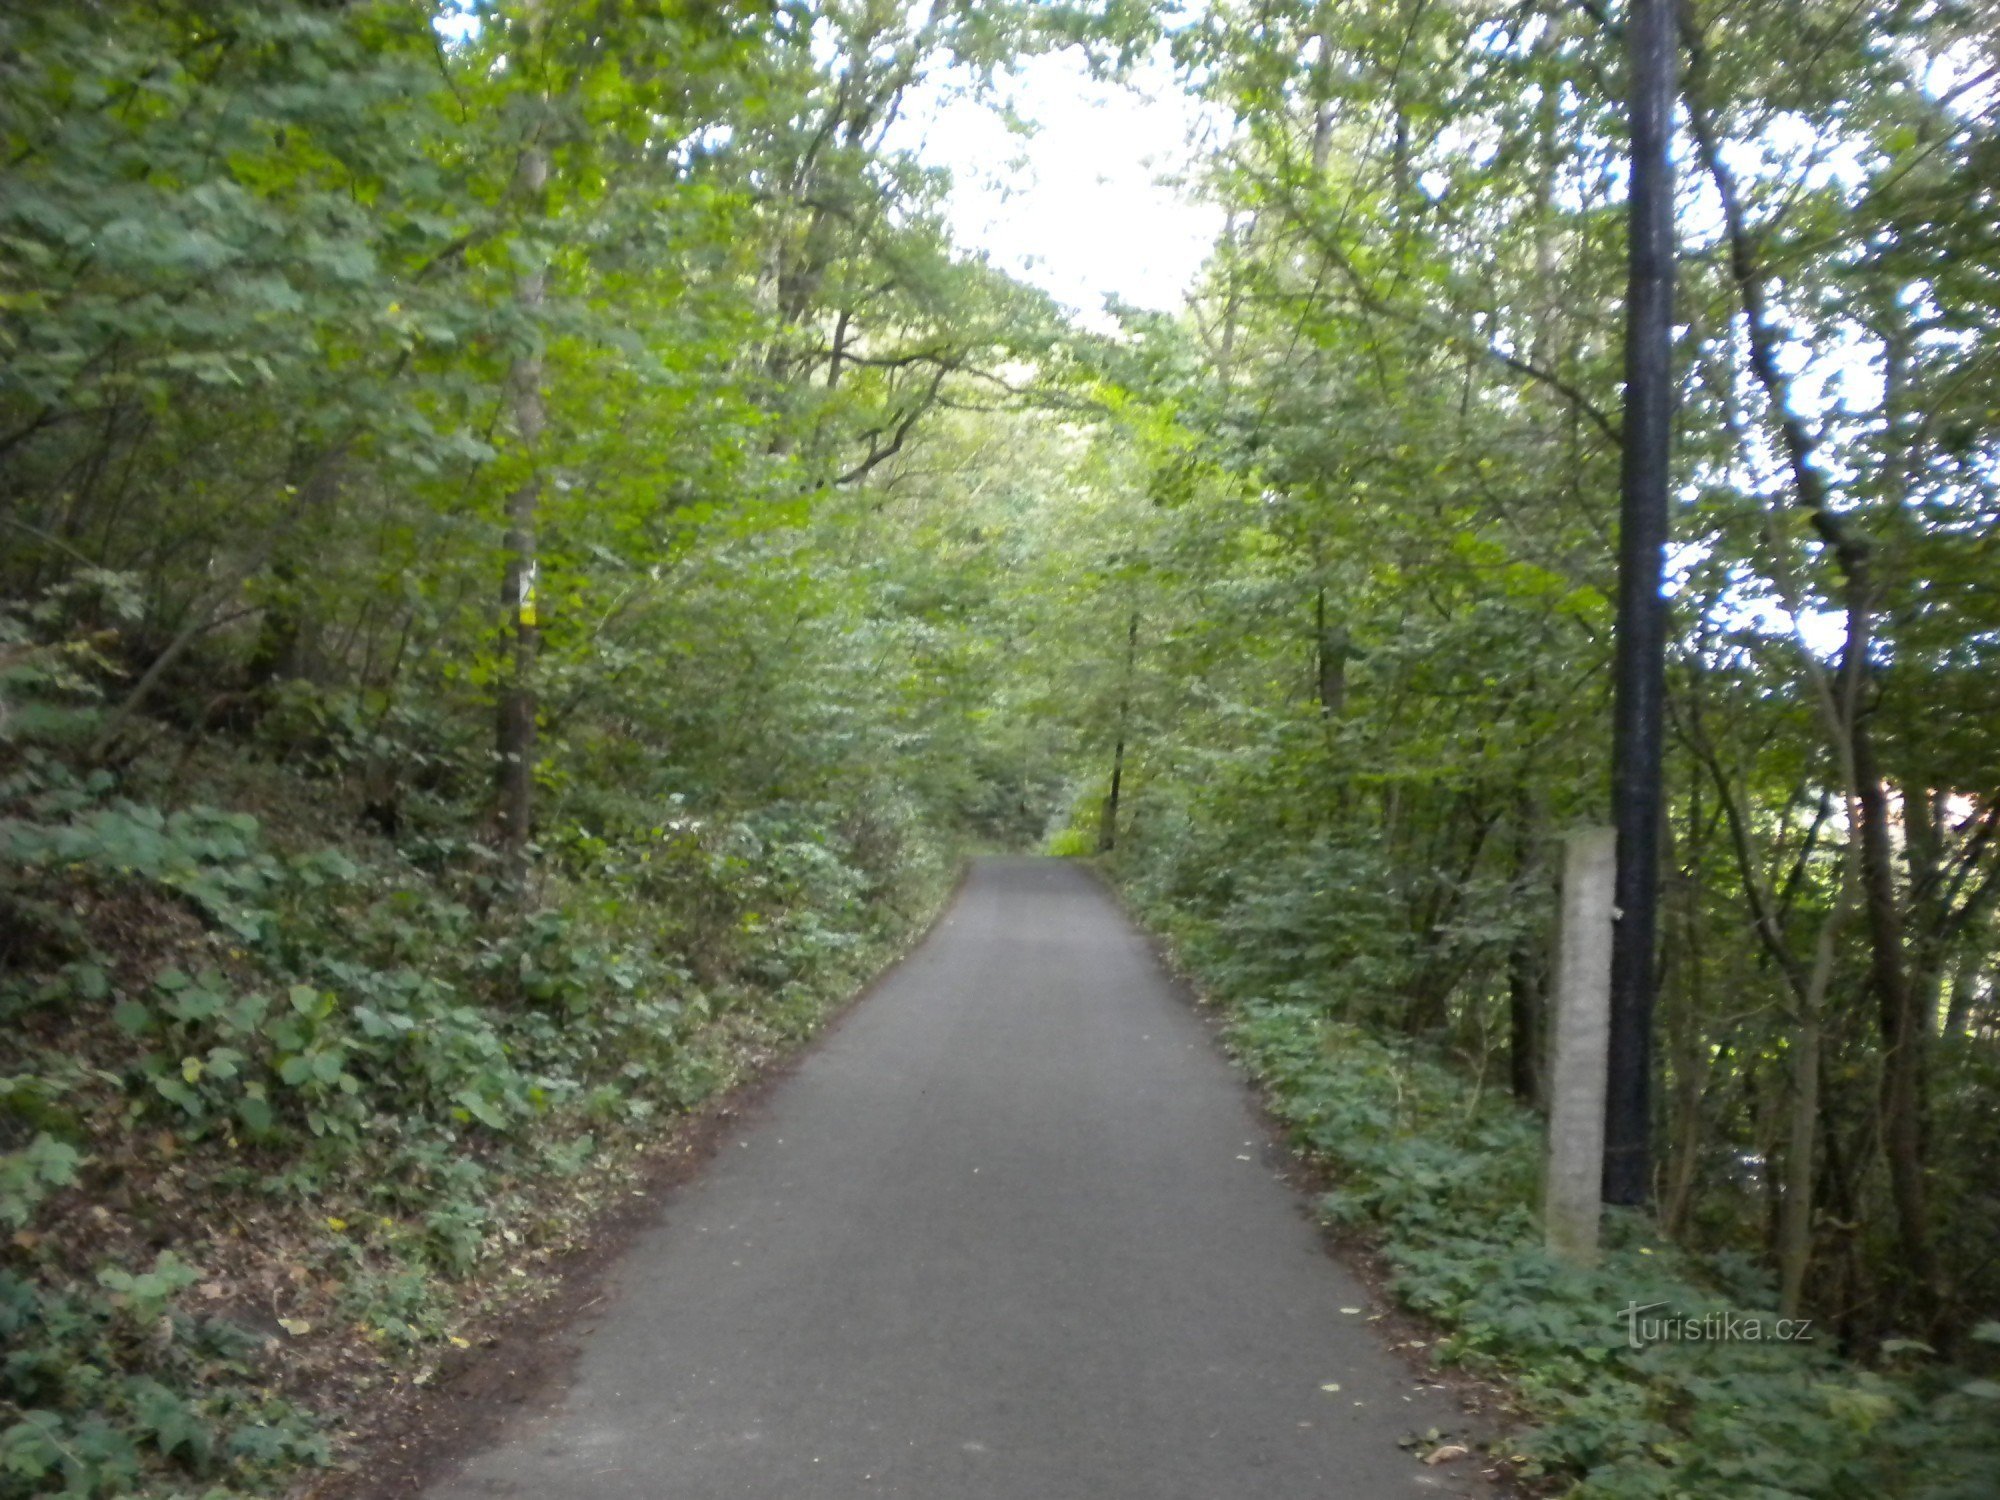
431,858,1483,1499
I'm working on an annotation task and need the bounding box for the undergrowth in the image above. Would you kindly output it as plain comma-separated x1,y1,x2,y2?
0,750,953,1499
1116,876,2000,1500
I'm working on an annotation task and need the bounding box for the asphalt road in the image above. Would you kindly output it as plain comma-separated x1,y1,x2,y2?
429,857,1484,1499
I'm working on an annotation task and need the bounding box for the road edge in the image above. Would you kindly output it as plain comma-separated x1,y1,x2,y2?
297,858,976,1500
1073,856,1530,1492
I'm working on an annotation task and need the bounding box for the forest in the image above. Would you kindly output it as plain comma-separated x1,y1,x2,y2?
1,0,1996,1496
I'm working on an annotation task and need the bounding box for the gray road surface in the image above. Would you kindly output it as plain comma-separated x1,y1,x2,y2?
429,857,1485,1499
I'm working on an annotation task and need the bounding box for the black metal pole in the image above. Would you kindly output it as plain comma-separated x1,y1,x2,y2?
1604,0,1677,1207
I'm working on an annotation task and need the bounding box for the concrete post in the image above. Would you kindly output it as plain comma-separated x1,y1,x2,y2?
1545,827,1617,1267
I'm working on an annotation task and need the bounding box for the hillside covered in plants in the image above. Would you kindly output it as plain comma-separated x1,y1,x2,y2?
3,1,1997,1497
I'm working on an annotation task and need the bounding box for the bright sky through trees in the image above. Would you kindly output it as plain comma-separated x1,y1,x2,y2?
889,48,1225,323
4,1,1997,1494
432,10,1219,322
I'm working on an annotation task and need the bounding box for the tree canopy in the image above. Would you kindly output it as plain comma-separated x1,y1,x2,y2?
2,1,1997,1495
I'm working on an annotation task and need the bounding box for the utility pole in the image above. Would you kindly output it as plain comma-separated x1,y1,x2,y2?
1604,0,1677,1206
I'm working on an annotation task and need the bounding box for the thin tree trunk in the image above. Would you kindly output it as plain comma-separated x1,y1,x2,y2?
1310,12,1334,176
1659,1045,1706,1237
244,442,348,695
1314,588,1348,717
826,305,852,390
1529,55,1561,375
1661,754,1705,1236
1507,779,1544,1107
1097,611,1138,854
1852,703,1939,1319
1684,34,1940,1323
1780,889,1848,1316
1943,965,1979,1038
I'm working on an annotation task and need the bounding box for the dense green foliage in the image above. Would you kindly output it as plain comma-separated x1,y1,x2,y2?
1126,880,2000,1497
0,1,1113,1491
1,745,946,1496
2,0,1996,1495
1053,0,2000,1352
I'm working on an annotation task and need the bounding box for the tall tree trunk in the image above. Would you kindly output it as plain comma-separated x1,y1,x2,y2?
496,4,550,888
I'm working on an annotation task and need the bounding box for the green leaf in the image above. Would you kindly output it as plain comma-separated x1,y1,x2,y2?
167,986,223,1024
130,1379,211,1462
204,1046,243,1081
152,1076,202,1114
236,1095,275,1134
1,1133,84,1227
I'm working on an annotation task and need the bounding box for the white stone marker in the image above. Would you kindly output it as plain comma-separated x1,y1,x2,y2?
1544,826,1617,1267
